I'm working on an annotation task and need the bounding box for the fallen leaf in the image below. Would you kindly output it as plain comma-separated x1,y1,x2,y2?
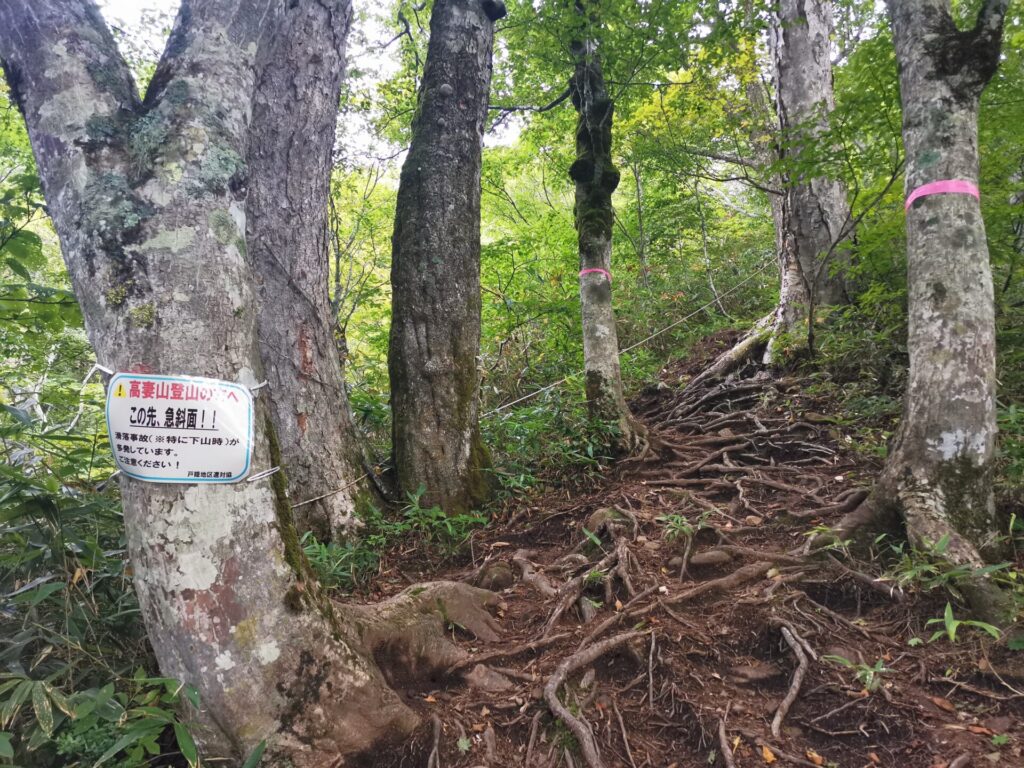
761,745,776,764
806,749,824,765
745,515,764,526
969,725,994,735
868,754,880,764
424,695,436,703
929,696,957,713
471,723,486,732
480,706,490,717
614,599,623,611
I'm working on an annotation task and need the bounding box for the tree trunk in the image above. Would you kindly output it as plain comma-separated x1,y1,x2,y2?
737,40,790,366
766,0,853,353
246,0,380,540
570,34,645,451
0,1,502,762
388,0,505,514
871,0,1012,622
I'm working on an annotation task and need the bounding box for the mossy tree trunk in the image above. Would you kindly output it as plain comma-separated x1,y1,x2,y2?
765,0,853,360
0,1,502,762
874,0,1012,622
569,23,645,451
246,0,381,540
388,0,505,514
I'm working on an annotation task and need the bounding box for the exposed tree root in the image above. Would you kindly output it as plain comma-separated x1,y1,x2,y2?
350,581,503,684
771,625,810,738
681,313,772,394
813,468,1017,627
514,549,559,598
354,342,1024,768
543,632,642,768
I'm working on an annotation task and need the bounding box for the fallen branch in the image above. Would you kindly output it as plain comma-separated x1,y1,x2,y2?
771,626,810,739
717,719,737,768
611,699,638,768
524,711,542,768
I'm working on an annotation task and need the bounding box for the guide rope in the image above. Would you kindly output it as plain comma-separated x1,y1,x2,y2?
482,259,774,418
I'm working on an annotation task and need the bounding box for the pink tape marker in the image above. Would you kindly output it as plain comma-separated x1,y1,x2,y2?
579,268,612,283
905,179,980,211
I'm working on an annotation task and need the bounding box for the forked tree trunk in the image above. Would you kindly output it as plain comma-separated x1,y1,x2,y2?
766,0,853,358
246,0,381,540
389,0,505,513
569,33,645,450
0,1,502,762
855,0,1012,622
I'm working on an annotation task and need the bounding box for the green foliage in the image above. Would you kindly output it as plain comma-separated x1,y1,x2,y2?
926,602,1002,644
482,385,622,494
997,405,1024,491
302,492,487,594
821,655,892,692
301,529,383,592
400,485,487,555
883,536,1013,595
656,511,709,542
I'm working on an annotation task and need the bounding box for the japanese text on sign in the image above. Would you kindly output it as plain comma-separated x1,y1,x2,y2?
106,372,254,483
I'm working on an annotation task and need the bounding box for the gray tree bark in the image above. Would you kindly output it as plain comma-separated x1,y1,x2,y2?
246,0,380,540
881,0,1012,620
569,29,645,451
0,1,501,762
832,0,1013,624
388,0,505,514
766,0,853,356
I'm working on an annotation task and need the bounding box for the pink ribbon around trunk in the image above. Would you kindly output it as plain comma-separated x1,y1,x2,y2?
579,268,612,283
905,179,980,211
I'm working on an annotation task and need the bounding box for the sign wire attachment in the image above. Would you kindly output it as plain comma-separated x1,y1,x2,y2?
247,466,281,483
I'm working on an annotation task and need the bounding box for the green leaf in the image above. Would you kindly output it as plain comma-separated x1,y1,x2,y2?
183,683,201,710
241,740,268,768
173,722,199,767
0,403,34,426
44,684,74,719
32,682,54,736
2,230,43,266
1,680,33,727
13,581,65,606
92,720,164,766
0,732,13,759
4,257,29,280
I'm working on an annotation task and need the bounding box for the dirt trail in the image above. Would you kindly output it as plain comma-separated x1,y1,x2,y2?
366,336,1024,768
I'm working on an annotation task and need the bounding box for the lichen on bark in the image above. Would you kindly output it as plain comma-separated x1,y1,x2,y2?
569,10,645,453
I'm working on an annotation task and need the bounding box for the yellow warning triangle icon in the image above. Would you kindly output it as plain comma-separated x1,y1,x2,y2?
113,383,127,398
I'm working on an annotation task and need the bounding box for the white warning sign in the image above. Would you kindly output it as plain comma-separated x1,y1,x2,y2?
105,372,254,483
